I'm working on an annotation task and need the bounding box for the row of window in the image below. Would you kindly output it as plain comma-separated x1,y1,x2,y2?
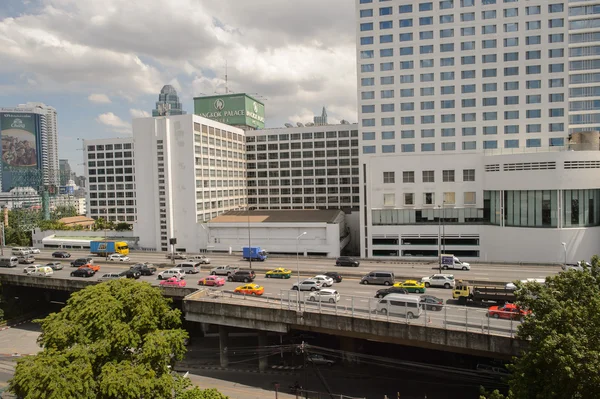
87,143,133,151
249,186,359,195
248,160,358,173
363,124,562,140
362,32,565,48
246,130,358,142
360,3,564,17
383,169,474,184
360,18,564,31
363,101,565,113
247,140,358,151
362,138,565,153
248,177,360,186
359,1,563,12
247,150,359,163
248,196,360,205
194,123,245,143
87,152,133,159
383,191,476,207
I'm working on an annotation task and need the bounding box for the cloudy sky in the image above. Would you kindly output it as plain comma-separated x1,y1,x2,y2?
0,0,358,174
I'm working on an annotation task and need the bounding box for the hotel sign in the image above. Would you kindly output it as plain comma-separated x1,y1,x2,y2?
194,94,265,129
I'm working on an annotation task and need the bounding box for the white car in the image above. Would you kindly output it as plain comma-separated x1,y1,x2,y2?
312,275,334,287
23,264,42,275
505,278,546,290
308,288,340,303
562,261,590,272
28,247,41,254
98,273,124,282
108,254,130,262
421,274,455,289
292,279,323,291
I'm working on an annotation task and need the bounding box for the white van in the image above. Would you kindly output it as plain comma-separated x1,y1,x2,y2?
12,247,31,256
376,294,423,319
29,266,53,277
0,256,18,268
176,262,201,274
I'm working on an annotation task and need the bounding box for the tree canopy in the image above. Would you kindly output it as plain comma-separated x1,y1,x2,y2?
481,256,600,399
9,279,224,398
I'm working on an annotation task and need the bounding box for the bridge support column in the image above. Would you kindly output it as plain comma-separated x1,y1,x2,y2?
219,325,229,368
340,336,358,365
258,331,268,372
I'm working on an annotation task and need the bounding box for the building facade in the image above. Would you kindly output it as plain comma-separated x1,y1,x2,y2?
132,114,246,252
83,137,136,225
245,124,360,211
0,103,59,191
152,85,186,117
314,107,328,126
59,159,73,185
356,0,600,263
194,93,265,130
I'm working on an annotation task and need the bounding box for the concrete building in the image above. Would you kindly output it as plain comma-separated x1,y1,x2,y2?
152,85,186,117
356,0,600,263
132,114,246,252
59,159,73,185
50,195,86,215
314,107,328,126
245,124,360,211
83,137,136,225
0,103,59,190
205,209,349,257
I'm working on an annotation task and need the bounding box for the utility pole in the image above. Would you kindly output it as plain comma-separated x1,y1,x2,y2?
247,208,252,270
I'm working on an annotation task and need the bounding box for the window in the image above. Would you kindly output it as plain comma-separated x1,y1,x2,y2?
362,132,375,140
483,140,497,149
421,129,435,138
549,49,564,58
464,192,476,205
526,35,542,45
526,50,541,60
440,0,453,10
527,110,541,118
527,6,540,15
482,10,496,20
527,80,541,89
461,27,475,36
504,52,519,62
420,16,433,25
462,127,476,136
441,114,455,122
549,78,564,88
440,43,454,52
361,64,374,73
462,141,476,150
403,171,415,183
462,98,476,107
419,3,433,11
527,21,541,30
441,100,455,109
549,108,564,117
462,84,475,93
482,39,497,49
443,170,455,182
504,81,519,91
463,169,475,181
461,41,475,51
462,70,476,79
504,37,518,47
361,91,375,100
381,117,395,126
527,95,540,104
381,104,395,112
549,64,564,73
482,25,496,34
504,67,519,76
504,96,519,105
383,172,395,184
360,9,373,17
362,105,375,113
399,74,414,84
461,0,474,6
363,146,376,154
399,19,413,28
461,12,475,21
399,4,412,13
441,86,455,95
404,193,415,206
483,69,497,78
380,48,394,57
483,54,497,63
420,31,434,40
380,21,393,29
401,102,414,111
424,193,435,205
421,87,435,96
504,111,519,120
527,65,541,74
380,6,393,15
549,33,564,43
549,93,564,103
442,142,456,151
361,77,374,86
420,45,433,54
399,47,412,56
483,97,497,106
383,193,395,206
399,33,413,42
441,28,455,38
423,171,435,183
549,19,564,28
360,37,374,45
421,100,435,110
483,112,497,121
484,126,497,135
504,8,518,18
401,144,415,153
400,61,414,70
382,131,395,140
381,89,394,98
380,34,393,43
504,125,519,134
526,139,542,148
382,144,395,153
443,192,456,205
462,113,476,122
360,23,373,31
421,59,434,68
505,139,519,148
504,23,518,32
440,57,455,66
421,143,435,152
381,76,394,84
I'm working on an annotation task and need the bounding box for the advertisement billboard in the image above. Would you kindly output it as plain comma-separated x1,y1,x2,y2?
193,93,265,129
0,113,38,169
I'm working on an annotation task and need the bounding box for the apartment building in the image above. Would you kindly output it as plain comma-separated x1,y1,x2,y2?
356,0,600,263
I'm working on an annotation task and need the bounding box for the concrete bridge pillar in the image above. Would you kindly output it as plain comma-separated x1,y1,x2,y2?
258,331,268,372
340,336,358,365
218,325,229,368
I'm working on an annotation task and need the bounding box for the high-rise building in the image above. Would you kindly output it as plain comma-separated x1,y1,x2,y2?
194,93,265,130
133,114,246,252
245,124,360,210
356,0,600,263
59,159,72,185
152,85,186,117
314,107,328,126
0,102,59,191
83,137,136,225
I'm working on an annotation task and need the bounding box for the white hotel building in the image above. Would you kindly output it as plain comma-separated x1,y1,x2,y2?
132,114,246,252
356,0,600,263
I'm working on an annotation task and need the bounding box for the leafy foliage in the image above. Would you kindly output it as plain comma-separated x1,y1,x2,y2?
9,279,193,398
481,256,600,399
115,222,133,231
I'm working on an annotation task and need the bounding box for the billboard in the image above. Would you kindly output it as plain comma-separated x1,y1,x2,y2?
194,93,265,129
0,113,38,169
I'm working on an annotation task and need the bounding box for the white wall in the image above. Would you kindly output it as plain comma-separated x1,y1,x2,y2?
207,222,342,257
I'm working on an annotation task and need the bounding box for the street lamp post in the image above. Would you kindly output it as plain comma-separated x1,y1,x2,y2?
296,232,307,310
248,208,252,270
561,242,567,265
442,201,446,254
437,205,442,273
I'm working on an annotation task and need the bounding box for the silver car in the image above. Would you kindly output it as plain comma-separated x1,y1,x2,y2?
292,279,323,291
308,289,340,303
421,274,455,289
45,262,63,271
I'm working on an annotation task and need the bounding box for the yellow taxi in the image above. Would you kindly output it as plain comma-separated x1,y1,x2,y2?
393,280,427,293
234,283,265,296
265,267,292,279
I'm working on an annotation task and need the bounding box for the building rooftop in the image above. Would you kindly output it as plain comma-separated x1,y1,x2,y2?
209,209,344,224
58,216,95,227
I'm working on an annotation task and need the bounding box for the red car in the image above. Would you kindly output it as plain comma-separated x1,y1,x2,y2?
159,277,187,287
197,275,226,287
487,303,530,320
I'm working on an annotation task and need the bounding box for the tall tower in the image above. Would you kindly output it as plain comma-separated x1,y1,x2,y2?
313,107,328,126
152,85,186,117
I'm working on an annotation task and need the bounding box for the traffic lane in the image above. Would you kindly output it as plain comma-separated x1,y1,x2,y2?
38,248,561,275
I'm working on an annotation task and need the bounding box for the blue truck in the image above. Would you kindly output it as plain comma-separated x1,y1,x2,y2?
90,240,129,256
242,246,268,261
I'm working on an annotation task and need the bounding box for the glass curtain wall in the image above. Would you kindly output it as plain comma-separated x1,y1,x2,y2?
563,189,600,227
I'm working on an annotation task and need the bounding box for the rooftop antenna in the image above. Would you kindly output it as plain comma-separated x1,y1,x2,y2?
225,60,228,94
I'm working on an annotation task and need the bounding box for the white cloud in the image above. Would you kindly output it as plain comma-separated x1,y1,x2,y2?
88,93,111,104
95,112,131,134
0,0,358,127
129,108,150,118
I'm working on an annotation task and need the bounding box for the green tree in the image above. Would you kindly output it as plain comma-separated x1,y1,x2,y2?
51,205,79,220
481,256,600,399
115,222,133,231
9,279,198,399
